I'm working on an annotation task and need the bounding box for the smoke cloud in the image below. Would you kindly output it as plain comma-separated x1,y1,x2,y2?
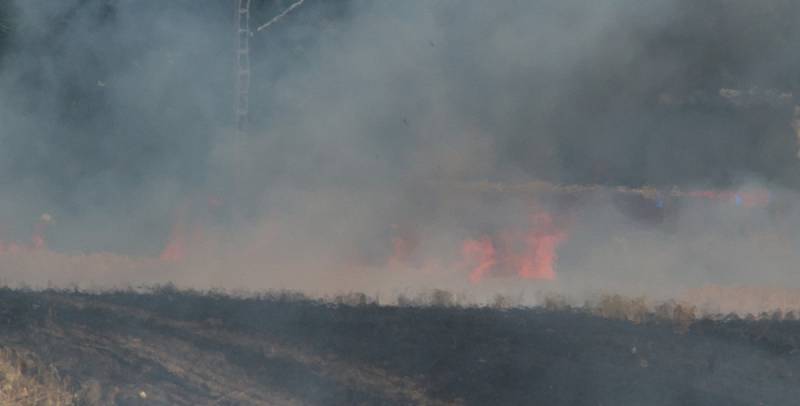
1,0,800,303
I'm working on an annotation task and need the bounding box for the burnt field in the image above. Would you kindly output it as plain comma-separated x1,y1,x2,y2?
0,288,798,405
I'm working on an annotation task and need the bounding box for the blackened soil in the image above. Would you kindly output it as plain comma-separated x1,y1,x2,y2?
1,288,798,405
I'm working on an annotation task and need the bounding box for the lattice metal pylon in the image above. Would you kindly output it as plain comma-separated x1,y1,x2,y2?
235,0,251,135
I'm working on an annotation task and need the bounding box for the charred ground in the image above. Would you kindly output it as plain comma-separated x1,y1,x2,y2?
0,287,798,405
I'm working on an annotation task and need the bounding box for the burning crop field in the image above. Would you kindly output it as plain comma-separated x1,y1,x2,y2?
2,0,800,404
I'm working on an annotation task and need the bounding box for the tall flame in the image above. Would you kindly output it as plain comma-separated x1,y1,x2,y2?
32,218,49,250
516,211,566,280
160,221,186,262
462,237,497,283
462,209,567,283
159,200,219,263
160,205,188,262
0,214,52,255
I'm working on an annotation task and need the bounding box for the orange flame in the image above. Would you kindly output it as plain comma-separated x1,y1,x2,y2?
462,209,567,283
160,222,186,262
462,237,497,283
159,202,215,263
160,205,189,262
0,216,51,255
516,211,566,280
32,221,48,250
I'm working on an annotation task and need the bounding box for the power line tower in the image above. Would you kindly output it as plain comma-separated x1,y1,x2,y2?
234,0,251,135
235,0,306,135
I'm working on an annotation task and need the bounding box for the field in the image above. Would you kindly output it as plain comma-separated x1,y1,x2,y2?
0,287,798,405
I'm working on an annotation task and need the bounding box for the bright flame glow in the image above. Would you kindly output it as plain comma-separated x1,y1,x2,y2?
160,222,186,262
516,211,566,280
160,205,188,262
462,209,567,283
462,237,497,283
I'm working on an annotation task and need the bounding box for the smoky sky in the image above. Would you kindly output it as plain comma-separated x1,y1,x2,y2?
1,0,800,256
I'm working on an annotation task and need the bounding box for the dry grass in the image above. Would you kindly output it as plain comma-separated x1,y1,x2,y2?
0,347,74,405
541,293,700,333
682,285,800,316
590,294,651,324
397,289,463,307
536,285,800,327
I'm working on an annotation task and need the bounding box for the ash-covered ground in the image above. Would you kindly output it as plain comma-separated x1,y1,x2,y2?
1,287,798,405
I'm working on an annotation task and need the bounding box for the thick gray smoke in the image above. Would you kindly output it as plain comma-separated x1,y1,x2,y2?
1,0,800,301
